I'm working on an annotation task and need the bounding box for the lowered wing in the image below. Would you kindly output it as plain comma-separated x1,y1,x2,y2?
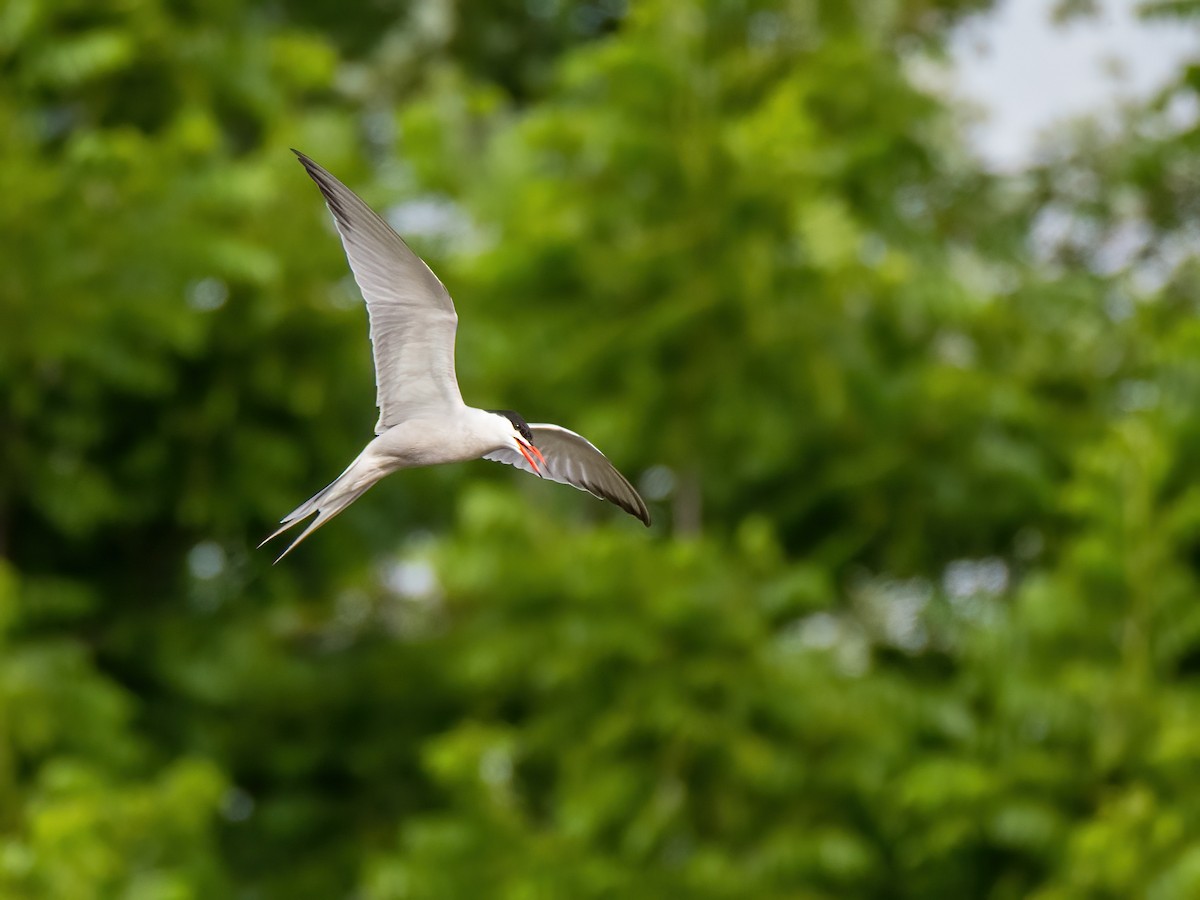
485,423,650,526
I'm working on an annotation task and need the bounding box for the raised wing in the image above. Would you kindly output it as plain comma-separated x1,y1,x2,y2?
294,151,463,432
485,424,650,526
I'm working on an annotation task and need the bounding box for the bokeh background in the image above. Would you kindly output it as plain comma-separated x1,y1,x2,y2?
5,0,1200,896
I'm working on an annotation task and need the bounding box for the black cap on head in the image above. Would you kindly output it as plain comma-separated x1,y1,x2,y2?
490,409,533,443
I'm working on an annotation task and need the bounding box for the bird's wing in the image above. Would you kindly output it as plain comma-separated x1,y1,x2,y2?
294,151,463,432
484,424,651,526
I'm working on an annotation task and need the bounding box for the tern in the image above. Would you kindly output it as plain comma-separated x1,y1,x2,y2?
261,151,650,561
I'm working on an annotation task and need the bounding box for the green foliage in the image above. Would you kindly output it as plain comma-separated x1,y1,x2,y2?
0,563,227,897
4,0,1200,896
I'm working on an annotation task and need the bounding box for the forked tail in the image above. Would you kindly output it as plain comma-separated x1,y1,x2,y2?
260,454,384,562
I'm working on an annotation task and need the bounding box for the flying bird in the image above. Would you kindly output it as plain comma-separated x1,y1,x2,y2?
262,151,650,561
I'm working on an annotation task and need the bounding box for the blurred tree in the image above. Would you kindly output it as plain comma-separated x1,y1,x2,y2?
4,0,1200,897
406,0,1050,572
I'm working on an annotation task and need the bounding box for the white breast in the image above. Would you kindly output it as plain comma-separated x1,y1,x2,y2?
373,407,505,468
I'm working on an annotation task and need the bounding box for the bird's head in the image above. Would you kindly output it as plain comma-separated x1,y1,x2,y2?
490,409,545,475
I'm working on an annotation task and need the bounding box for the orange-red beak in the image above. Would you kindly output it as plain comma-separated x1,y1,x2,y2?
517,439,546,476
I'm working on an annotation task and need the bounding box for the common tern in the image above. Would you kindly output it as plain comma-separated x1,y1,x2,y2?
262,151,650,561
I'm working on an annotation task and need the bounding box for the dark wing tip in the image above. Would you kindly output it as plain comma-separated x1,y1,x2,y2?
612,471,651,527
629,495,652,526
292,149,321,175
614,492,651,527
584,478,650,527
291,150,352,223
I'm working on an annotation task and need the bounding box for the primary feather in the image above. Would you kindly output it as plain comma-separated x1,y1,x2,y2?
485,424,650,526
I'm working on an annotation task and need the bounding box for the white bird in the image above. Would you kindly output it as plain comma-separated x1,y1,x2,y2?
261,151,650,561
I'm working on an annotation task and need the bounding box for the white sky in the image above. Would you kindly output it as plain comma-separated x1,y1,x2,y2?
950,0,1199,170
